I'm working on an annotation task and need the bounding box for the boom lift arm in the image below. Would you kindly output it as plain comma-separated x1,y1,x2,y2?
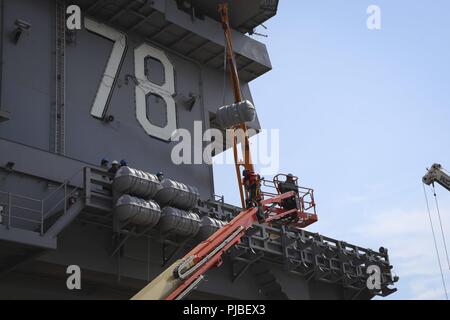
132,186,317,300
423,164,450,192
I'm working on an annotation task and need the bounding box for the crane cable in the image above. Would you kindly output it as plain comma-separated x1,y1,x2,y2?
422,183,449,300
432,184,450,270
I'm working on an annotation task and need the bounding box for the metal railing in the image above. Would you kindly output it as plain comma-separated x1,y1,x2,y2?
0,191,43,231
261,178,317,216
233,223,398,298
0,167,85,235
40,167,85,234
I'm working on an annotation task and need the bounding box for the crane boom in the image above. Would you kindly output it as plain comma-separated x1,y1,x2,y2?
423,164,450,192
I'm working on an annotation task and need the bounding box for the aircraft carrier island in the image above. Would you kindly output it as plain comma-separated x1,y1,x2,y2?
0,0,398,300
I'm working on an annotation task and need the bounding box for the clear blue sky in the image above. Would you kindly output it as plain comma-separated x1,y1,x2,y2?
213,0,450,300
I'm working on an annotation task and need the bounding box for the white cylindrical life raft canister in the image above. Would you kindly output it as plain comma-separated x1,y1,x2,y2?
158,207,201,238
215,100,256,129
113,167,162,199
155,179,200,210
114,195,161,227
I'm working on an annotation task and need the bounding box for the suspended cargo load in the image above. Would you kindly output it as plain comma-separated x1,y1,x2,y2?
155,179,200,210
215,100,256,129
198,216,228,240
113,167,162,199
114,195,161,227
158,207,201,238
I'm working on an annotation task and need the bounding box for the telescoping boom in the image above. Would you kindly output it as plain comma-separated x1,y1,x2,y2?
132,182,317,300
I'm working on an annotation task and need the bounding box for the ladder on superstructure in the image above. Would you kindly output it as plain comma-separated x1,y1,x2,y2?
53,0,66,155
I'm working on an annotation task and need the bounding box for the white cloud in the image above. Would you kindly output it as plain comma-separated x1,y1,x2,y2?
413,289,445,300
355,210,427,238
352,205,450,300
409,277,448,300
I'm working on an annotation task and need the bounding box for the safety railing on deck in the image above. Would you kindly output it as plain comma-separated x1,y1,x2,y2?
0,167,86,235
0,191,43,232
40,168,85,234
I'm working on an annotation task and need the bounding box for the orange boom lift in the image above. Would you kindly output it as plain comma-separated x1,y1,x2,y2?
132,3,318,300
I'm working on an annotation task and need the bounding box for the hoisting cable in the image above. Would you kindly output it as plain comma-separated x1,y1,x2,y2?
423,183,449,300
432,184,450,270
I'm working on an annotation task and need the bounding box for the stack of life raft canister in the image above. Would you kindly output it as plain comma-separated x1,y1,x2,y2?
112,167,227,240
